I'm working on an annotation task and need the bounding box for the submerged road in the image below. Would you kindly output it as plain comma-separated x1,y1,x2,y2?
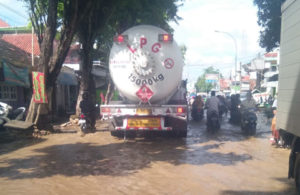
0,113,297,194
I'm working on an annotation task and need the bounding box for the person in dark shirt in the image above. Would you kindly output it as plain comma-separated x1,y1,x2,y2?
230,94,241,124
79,91,96,132
80,92,94,113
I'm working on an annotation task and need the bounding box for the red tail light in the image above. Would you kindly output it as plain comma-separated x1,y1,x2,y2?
113,35,128,43
177,107,184,113
159,34,173,43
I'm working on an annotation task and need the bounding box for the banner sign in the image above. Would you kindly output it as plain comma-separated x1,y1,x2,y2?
205,74,219,83
32,72,48,103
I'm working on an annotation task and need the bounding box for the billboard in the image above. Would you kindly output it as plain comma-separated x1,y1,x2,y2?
205,74,219,83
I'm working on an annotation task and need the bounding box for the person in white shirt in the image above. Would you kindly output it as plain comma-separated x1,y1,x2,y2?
240,91,257,113
205,91,221,120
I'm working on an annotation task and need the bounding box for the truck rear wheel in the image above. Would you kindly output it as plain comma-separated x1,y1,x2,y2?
111,131,123,138
111,130,137,138
173,127,187,138
295,153,300,193
177,129,187,137
165,116,187,138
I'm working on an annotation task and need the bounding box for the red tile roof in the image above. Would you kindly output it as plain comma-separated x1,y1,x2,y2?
242,75,250,82
1,34,40,55
0,19,10,28
220,79,231,89
0,38,35,68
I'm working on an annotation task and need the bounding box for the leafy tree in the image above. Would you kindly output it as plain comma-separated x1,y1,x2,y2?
24,0,92,126
195,66,220,92
253,0,285,52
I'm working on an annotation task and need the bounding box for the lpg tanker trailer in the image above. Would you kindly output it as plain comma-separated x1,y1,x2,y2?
100,25,188,137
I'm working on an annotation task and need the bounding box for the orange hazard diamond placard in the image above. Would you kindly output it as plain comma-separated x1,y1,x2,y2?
136,85,153,103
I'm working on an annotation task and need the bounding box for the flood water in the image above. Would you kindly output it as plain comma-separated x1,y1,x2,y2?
0,113,297,194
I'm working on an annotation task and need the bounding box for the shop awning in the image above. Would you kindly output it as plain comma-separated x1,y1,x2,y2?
1,60,30,87
57,71,78,86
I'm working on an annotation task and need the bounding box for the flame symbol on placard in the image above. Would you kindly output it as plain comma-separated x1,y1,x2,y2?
136,85,154,103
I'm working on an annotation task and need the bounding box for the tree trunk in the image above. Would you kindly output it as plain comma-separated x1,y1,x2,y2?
25,0,91,128
26,87,53,128
75,2,102,127
75,33,96,128
105,78,115,105
75,87,82,116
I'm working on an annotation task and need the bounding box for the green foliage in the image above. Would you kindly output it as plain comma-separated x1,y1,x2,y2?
194,66,220,92
253,0,285,52
109,0,181,32
195,77,213,93
0,26,31,34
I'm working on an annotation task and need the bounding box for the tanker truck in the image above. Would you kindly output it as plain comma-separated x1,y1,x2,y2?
276,0,300,192
100,25,188,138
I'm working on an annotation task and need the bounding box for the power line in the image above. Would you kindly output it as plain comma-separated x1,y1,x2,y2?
0,2,27,18
0,13,25,26
185,63,235,68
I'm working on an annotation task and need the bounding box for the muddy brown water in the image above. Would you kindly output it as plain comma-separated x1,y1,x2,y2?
0,113,297,194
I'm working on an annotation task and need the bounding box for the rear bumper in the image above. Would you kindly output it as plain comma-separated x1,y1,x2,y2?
110,115,187,132
113,117,173,131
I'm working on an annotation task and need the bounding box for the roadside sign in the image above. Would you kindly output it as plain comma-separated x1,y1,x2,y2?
32,72,48,103
205,74,219,83
205,79,217,83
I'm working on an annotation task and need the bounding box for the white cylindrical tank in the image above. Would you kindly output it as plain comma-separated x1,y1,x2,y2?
109,25,184,104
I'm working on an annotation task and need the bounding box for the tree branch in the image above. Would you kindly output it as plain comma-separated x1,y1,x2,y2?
29,0,43,46
47,0,94,87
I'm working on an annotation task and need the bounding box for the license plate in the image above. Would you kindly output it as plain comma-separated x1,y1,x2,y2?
136,108,152,115
128,117,160,128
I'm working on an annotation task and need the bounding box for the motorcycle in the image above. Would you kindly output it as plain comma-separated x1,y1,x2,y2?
78,113,91,133
0,102,26,130
219,104,227,120
191,105,204,121
241,108,257,135
207,110,220,133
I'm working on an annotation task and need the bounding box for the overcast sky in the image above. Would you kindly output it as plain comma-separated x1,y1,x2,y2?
170,0,265,83
0,0,265,83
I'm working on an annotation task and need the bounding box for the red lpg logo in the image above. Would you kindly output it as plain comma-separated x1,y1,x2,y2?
126,37,174,70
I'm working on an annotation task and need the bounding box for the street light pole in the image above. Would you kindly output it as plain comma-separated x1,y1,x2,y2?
215,30,238,93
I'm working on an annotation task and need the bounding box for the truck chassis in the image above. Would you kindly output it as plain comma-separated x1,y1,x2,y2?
101,104,187,138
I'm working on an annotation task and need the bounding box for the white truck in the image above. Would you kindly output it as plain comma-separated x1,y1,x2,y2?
276,0,300,191
101,25,188,138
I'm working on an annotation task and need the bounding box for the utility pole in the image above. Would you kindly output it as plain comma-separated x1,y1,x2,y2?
215,30,238,93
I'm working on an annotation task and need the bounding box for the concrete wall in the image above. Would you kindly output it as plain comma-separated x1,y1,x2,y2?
277,0,300,136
